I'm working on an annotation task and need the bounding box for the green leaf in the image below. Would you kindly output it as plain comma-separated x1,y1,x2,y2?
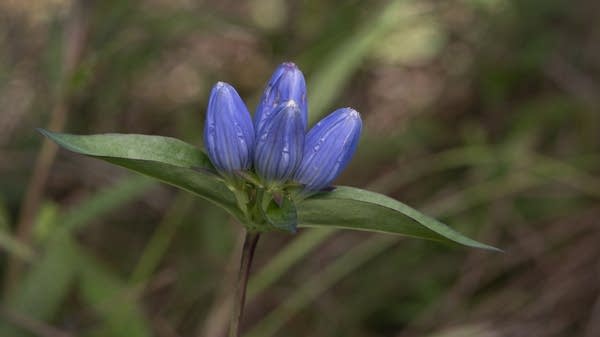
296,186,500,251
38,129,242,219
38,129,212,168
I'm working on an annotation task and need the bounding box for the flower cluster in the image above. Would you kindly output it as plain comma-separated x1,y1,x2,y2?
203,62,362,193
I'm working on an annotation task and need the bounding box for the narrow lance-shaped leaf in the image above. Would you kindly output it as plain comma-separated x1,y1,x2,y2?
38,129,242,219
296,186,500,251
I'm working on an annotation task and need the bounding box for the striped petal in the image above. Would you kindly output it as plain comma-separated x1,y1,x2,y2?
203,82,255,174
254,62,307,132
294,108,362,191
254,100,305,183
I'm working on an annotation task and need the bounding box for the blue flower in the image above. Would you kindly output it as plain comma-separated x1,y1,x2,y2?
203,82,255,174
294,108,362,191
203,63,362,192
254,100,305,183
254,62,307,133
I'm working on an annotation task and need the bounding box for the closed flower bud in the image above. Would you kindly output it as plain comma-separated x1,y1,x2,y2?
203,82,255,174
254,62,307,132
294,108,362,191
254,100,305,183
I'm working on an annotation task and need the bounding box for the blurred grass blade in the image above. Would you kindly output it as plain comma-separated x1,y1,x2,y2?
246,235,397,337
247,228,336,299
38,129,242,219
297,186,500,251
60,175,154,232
79,250,151,337
129,193,194,284
308,0,418,122
0,176,153,336
0,230,34,262
531,154,600,198
0,204,26,275
0,233,78,337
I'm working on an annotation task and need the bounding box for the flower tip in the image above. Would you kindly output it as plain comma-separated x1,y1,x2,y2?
211,81,235,95
255,62,308,135
343,107,361,119
273,62,304,81
209,82,234,103
281,61,298,69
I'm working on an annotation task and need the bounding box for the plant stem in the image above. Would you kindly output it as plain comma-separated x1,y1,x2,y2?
230,230,260,337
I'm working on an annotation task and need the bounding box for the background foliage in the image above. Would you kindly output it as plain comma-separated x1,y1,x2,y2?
1,0,599,336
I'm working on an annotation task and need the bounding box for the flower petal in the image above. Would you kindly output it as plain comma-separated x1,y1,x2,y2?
203,82,255,174
294,108,362,191
254,100,305,183
254,62,307,132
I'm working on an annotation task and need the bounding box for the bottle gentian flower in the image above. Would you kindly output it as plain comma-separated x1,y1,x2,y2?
203,82,255,174
42,60,498,337
254,100,305,183
294,107,362,192
254,62,307,132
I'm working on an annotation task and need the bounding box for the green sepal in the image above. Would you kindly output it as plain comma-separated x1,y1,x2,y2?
260,192,298,234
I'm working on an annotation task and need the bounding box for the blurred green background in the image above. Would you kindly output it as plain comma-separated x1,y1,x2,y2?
1,0,599,336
